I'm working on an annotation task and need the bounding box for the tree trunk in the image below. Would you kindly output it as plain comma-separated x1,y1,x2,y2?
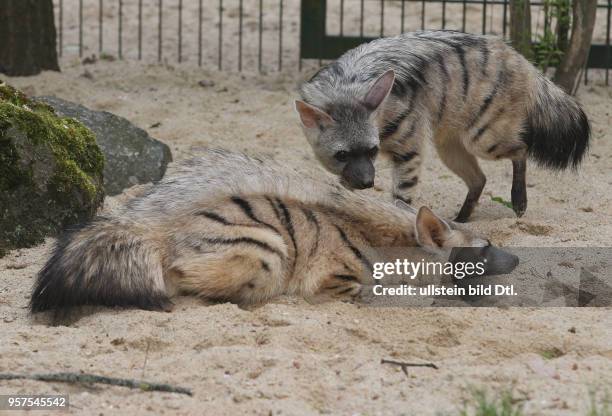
555,0,571,56
553,0,598,94
510,0,534,61
0,0,60,76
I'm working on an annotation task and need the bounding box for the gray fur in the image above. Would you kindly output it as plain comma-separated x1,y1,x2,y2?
298,30,590,221
31,149,517,317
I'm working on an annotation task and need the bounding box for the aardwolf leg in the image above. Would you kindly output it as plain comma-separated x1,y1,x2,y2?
169,247,285,306
511,159,527,217
306,273,363,304
436,140,486,223
382,119,427,206
390,141,423,206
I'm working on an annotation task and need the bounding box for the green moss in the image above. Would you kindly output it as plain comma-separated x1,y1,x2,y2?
0,81,104,255
0,82,54,113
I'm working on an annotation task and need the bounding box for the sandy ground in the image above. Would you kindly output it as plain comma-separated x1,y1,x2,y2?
1,54,611,415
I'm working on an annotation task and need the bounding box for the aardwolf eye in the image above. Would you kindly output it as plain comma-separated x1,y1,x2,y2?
334,151,349,162
368,146,379,158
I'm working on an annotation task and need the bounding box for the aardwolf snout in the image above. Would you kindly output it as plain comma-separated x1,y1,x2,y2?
448,246,519,278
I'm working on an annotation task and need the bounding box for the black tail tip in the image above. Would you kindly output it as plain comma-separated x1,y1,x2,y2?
30,287,174,315
30,223,173,320
30,261,174,318
31,287,174,325
523,105,590,170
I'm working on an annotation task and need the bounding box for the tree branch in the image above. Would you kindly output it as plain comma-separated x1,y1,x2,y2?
0,372,193,396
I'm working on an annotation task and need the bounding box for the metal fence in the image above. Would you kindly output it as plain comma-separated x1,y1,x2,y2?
305,0,611,84
53,0,611,83
54,0,299,72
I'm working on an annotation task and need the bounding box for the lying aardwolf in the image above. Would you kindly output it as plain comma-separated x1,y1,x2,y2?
31,149,518,315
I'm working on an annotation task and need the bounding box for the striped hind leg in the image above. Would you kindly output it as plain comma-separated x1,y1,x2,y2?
166,222,289,306
436,139,486,222
474,135,529,218
168,246,286,307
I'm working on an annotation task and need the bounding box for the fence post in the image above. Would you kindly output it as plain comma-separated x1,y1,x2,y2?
300,0,326,60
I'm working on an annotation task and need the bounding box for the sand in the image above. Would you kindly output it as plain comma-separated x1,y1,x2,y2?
1,40,611,416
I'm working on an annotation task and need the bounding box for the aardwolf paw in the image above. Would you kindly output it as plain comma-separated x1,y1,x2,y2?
511,192,527,217
319,274,363,300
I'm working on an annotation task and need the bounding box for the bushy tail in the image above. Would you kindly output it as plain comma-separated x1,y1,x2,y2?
523,76,590,170
30,217,172,317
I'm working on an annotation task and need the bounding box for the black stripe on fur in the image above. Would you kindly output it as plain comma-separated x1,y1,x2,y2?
415,35,469,98
397,178,419,189
380,109,411,139
336,287,356,295
333,274,359,282
274,198,298,271
196,210,232,225
231,196,279,233
400,121,418,143
434,53,450,122
333,224,372,271
393,194,412,205
300,207,320,259
391,151,418,164
202,237,285,258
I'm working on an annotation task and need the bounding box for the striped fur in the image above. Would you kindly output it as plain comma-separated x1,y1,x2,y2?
297,30,590,222
30,149,510,317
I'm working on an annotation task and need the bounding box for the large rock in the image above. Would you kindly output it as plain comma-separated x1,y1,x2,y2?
37,96,172,196
0,83,105,256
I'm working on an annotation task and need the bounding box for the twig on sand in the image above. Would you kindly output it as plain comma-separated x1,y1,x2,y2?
380,359,439,376
142,339,151,379
0,372,193,396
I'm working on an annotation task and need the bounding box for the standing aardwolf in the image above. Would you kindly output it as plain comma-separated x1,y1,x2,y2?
296,30,590,222
31,150,517,316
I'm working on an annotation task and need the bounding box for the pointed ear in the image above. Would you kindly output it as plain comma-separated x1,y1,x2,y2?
394,198,417,215
363,70,395,111
415,206,452,250
294,100,335,130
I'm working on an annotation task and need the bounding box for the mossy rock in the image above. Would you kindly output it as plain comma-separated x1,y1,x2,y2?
37,96,172,196
0,82,104,256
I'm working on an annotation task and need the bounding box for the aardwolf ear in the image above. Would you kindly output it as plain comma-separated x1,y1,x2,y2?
415,206,452,251
363,69,395,112
295,100,335,130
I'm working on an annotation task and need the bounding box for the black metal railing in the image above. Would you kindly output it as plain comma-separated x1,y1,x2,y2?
302,0,611,84
53,0,611,84
55,0,295,71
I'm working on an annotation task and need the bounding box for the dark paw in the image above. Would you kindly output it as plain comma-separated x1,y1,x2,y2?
454,213,470,223
455,196,478,223
331,283,363,299
511,192,527,218
454,205,473,222
320,279,363,300
512,202,526,218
